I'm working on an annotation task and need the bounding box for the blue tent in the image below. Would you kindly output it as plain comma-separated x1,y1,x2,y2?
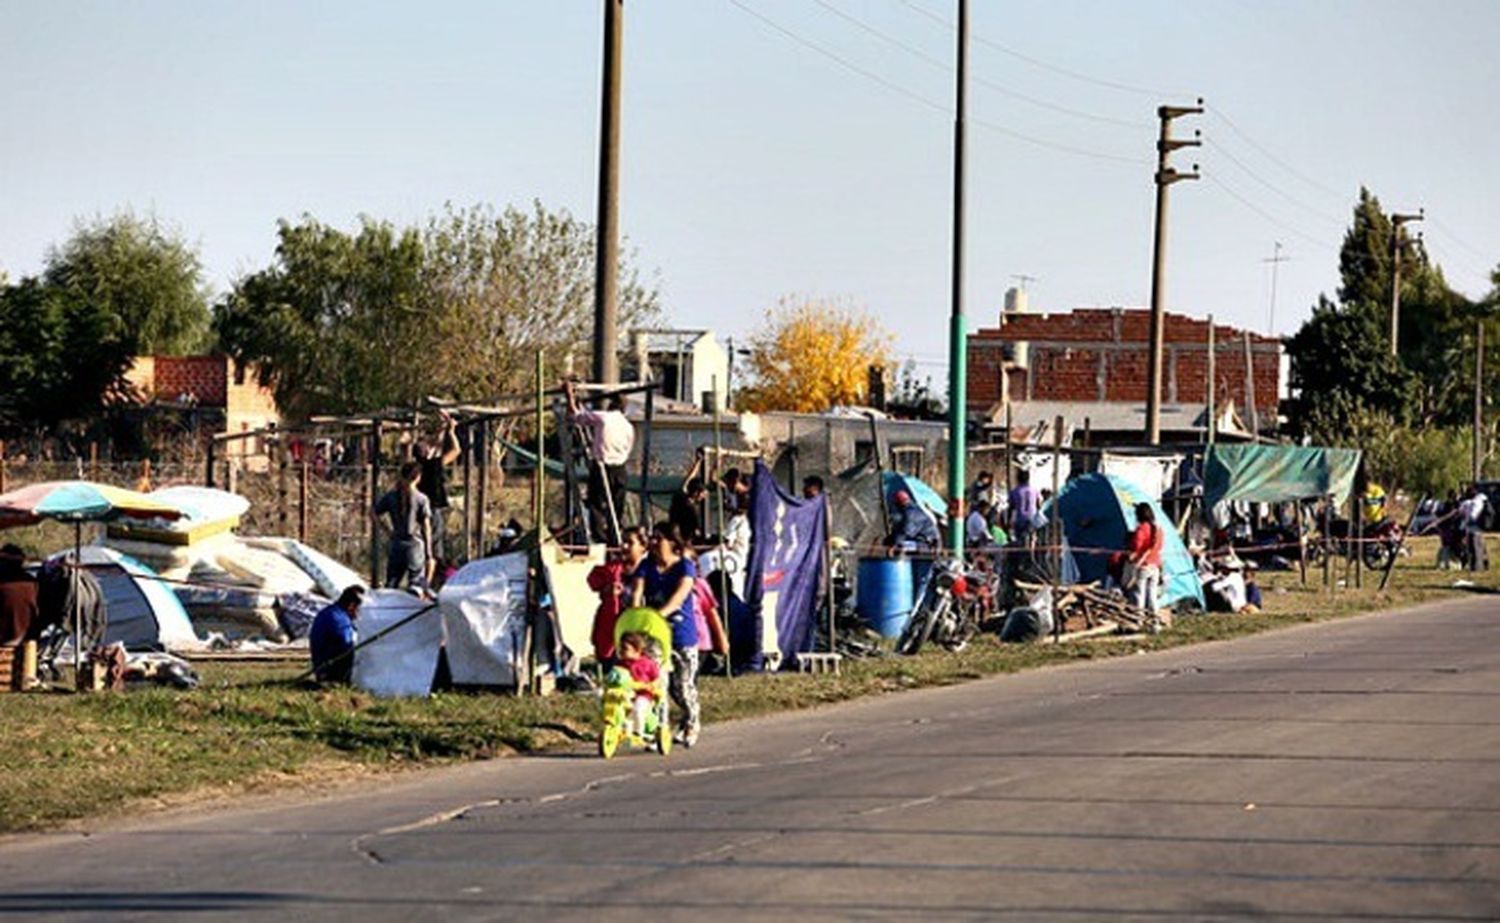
1046,473,1203,609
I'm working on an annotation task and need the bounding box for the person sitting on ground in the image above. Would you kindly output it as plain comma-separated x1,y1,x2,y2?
886,490,941,553
611,631,661,736
587,526,649,665
965,499,994,548
309,586,364,685
801,475,825,501
669,477,708,547
374,460,433,592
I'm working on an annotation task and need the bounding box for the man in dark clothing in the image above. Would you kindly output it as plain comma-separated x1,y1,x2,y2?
0,544,37,646
416,411,462,561
670,477,708,546
801,475,825,501
309,586,364,684
374,461,434,592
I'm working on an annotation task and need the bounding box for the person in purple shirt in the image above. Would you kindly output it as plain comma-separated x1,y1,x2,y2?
309,586,364,685
632,521,701,747
1008,469,1041,548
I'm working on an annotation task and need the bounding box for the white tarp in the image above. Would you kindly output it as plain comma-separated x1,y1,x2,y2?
352,590,442,697
439,553,529,687
1099,453,1183,500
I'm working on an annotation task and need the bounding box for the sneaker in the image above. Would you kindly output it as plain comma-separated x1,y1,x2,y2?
683,727,700,749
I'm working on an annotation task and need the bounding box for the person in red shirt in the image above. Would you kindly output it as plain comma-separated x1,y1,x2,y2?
587,526,649,664
1126,503,1165,613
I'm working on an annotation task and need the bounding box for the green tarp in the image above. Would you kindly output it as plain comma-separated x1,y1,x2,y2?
1203,445,1361,507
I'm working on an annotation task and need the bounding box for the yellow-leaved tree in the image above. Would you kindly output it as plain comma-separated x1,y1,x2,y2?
738,297,892,412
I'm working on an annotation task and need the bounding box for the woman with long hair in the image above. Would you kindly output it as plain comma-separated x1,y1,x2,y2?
374,460,434,592
1126,502,1164,614
588,525,650,664
632,520,702,747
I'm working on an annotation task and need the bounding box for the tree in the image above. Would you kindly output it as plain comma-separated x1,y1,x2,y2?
1285,296,1416,436
44,212,211,356
214,217,434,418
0,276,135,429
737,297,891,413
215,202,660,418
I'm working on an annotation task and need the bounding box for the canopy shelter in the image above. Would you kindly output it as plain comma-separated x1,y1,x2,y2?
1047,473,1204,610
1203,445,1361,508
0,480,187,670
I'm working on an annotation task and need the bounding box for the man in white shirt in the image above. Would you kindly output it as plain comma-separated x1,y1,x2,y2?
565,380,636,544
1460,486,1490,572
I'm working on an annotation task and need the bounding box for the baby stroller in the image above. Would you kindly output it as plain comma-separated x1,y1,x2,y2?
598,607,673,759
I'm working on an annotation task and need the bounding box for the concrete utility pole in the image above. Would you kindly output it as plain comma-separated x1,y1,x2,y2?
1206,315,1216,445
945,0,969,559
1262,242,1290,335
592,0,624,385
1143,100,1202,445
1388,209,1423,357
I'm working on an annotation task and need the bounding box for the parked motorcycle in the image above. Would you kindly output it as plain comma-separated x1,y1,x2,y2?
1311,517,1404,571
897,557,986,655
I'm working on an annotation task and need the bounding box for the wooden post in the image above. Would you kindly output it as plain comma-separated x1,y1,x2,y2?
787,417,798,494
1003,402,1013,496
368,421,382,585
824,417,834,475
1242,330,1260,440
298,455,310,543
204,438,215,489
1297,501,1308,586
1352,484,1363,589
462,421,474,561
868,413,890,538
475,418,489,552
711,375,731,679
533,350,545,535
277,438,289,536
639,385,655,526
1051,414,1063,643
1206,314,1216,445
89,442,99,482
1322,495,1332,591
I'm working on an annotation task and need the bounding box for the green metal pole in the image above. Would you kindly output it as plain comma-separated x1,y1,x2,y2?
945,0,969,561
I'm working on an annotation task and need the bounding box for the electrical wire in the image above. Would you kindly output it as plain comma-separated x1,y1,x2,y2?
726,0,1149,166
896,0,1193,100
1205,106,1347,204
811,0,1149,130
1203,137,1344,228
1201,171,1338,252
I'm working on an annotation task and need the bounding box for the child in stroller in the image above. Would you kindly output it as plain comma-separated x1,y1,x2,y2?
598,607,673,758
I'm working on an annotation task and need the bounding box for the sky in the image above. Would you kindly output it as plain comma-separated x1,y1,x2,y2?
2,0,1497,387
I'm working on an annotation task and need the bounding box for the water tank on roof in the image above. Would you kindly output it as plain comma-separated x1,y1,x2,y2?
1003,287,1029,316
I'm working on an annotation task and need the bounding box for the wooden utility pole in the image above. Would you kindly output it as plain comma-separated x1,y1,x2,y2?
368,422,381,584
1477,319,1487,483
592,0,624,385
1388,210,1424,355
1206,315,1216,444
1242,330,1259,440
1144,100,1202,445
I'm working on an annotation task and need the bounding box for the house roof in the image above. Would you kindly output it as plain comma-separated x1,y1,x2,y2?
983,400,1251,438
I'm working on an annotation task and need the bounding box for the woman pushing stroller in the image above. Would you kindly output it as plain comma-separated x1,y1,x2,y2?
631,521,702,748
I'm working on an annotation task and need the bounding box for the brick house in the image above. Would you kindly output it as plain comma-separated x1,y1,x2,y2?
966,292,1281,441
124,355,279,459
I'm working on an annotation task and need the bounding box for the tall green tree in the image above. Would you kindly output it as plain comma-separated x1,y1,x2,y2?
43,212,211,356
0,276,135,428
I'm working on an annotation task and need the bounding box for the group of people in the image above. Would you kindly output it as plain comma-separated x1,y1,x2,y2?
1436,485,1492,571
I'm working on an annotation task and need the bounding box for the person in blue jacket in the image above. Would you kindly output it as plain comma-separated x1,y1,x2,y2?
309,586,365,684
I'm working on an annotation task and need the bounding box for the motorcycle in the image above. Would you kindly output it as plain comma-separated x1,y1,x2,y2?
1311,517,1404,571
897,557,985,655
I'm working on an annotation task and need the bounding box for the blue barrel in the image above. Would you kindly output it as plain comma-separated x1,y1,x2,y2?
856,556,915,638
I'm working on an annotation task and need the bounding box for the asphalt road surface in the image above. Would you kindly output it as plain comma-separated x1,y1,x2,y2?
4,595,1499,921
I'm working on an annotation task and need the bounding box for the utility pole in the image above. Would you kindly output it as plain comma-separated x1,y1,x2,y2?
1477,318,1486,483
1262,242,1290,335
1143,99,1203,445
592,0,624,385
945,0,969,560
1388,209,1423,357
1206,315,1216,444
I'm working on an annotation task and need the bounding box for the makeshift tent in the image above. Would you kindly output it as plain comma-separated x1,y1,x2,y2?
882,471,948,528
440,552,529,688
1047,473,1204,610
352,590,442,697
52,546,199,650
1099,452,1183,500
1203,445,1361,507
741,461,827,669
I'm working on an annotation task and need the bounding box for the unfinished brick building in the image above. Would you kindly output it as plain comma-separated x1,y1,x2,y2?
124,355,279,460
966,292,1281,442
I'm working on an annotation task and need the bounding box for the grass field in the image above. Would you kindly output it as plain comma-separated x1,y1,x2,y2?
2,536,1494,834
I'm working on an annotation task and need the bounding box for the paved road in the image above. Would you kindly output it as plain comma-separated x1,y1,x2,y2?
3,596,1499,921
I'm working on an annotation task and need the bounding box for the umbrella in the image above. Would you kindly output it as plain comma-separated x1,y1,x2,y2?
0,481,186,675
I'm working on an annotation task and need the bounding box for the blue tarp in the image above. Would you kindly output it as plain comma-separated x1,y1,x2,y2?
881,471,948,527
1047,473,1204,610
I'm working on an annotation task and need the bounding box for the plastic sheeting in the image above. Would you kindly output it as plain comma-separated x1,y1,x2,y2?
439,553,529,688
1047,473,1205,610
1203,445,1361,507
1099,453,1182,500
352,590,442,697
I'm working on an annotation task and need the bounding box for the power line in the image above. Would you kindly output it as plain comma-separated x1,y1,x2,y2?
726,0,1147,166
1201,171,1337,252
810,0,1148,130
1203,137,1344,227
896,0,1192,99
1206,106,1348,204
1428,217,1495,268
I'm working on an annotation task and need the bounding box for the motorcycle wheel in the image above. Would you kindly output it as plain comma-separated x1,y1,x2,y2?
1363,542,1393,571
898,594,942,656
